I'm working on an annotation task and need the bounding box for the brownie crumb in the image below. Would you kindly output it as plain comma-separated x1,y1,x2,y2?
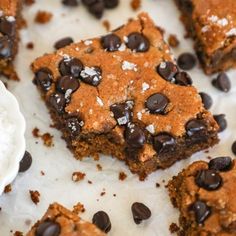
4,184,12,193
32,128,54,147
102,20,111,32
35,11,53,24
25,219,31,226
169,223,180,234
13,231,23,236
26,42,34,50
156,182,160,188
40,171,45,176
113,194,116,197
29,190,40,205
88,180,93,184
32,127,40,138
24,0,35,6
168,34,180,48
130,0,141,11
72,202,85,214
96,164,102,171
100,191,106,196
72,172,86,182
119,171,127,181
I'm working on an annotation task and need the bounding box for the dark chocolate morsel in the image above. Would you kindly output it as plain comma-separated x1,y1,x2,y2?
80,66,102,86
175,71,192,86
65,117,82,137
199,92,213,110
54,37,74,49
185,119,207,138
48,93,66,114
232,141,236,155
212,72,231,92
153,133,176,154
156,61,178,82
35,220,61,236
104,0,119,8
126,32,150,52
190,200,211,224
34,68,53,91
101,34,121,52
92,211,111,233
0,17,15,36
0,36,12,59
19,151,32,173
177,52,197,70
131,202,152,224
213,114,227,132
56,75,80,94
145,93,169,114
208,156,232,172
62,0,78,6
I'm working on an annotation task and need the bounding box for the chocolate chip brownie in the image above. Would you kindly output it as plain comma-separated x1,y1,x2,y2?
26,203,105,235
168,156,236,235
174,0,236,74
0,0,22,80
31,13,219,179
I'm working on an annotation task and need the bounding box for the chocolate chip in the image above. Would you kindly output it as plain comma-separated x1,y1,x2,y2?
125,123,146,148
62,0,78,6
212,72,231,92
195,169,222,191
146,93,169,114
0,18,15,36
34,68,53,91
48,93,66,114
92,211,111,233
232,141,236,155
0,36,12,59
59,57,83,78
209,156,232,172
126,32,150,52
153,133,176,154
177,53,196,70
65,117,82,136
131,202,151,224
199,92,213,110
191,201,211,224
110,101,133,126
185,119,207,138
19,151,32,173
213,114,227,132
104,0,119,8
88,0,104,19
101,34,121,52
82,0,97,6
56,75,80,94
174,71,192,86
54,37,74,49
35,220,61,236
80,66,102,86
156,61,178,82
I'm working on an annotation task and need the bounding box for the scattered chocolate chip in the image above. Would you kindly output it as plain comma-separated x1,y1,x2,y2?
80,66,102,86
56,75,80,94
0,18,15,36
213,114,227,132
0,36,12,59
54,37,74,49
174,71,192,86
92,211,111,233
59,57,84,78
101,34,121,52
125,123,146,148
19,151,32,172
65,117,82,136
156,61,178,82
34,68,53,91
212,72,231,92
153,133,176,154
177,53,197,70
199,92,213,110
145,93,169,114
232,141,236,155
126,32,150,52
195,169,222,191
104,0,119,8
48,93,66,114
35,220,61,236
131,202,151,224
185,119,207,138
62,0,78,6
88,0,104,19
208,156,232,172
191,200,211,224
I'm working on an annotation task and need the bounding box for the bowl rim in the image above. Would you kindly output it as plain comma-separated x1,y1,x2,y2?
0,81,26,195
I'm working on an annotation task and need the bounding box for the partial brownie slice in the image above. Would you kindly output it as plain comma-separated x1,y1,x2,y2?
175,0,236,74
0,0,22,80
168,156,236,235
31,13,219,179
26,202,105,235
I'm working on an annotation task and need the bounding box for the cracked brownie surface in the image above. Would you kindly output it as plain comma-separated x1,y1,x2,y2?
26,203,105,236
31,13,219,179
168,157,236,235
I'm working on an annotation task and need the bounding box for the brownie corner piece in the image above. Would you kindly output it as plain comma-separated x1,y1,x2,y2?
167,156,236,235
0,0,22,80
31,12,219,179
175,0,236,74
26,202,105,236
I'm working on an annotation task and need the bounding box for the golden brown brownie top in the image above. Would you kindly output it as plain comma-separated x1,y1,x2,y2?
32,12,218,145
0,0,18,16
169,157,236,235
191,0,236,55
26,203,105,236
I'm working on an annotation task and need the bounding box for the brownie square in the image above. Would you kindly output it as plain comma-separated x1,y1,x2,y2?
175,0,236,74
0,0,22,80
31,13,219,179
168,157,236,235
26,203,105,235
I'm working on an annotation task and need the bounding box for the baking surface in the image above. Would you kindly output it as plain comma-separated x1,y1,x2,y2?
0,0,236,235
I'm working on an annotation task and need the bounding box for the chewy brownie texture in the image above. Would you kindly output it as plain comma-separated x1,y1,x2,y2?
31,13,219,179
168,156,236,235
175,0,236,74
0,0,22,80
26,202,105,236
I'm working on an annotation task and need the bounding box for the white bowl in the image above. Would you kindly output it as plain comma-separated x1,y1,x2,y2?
0,81,26,195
